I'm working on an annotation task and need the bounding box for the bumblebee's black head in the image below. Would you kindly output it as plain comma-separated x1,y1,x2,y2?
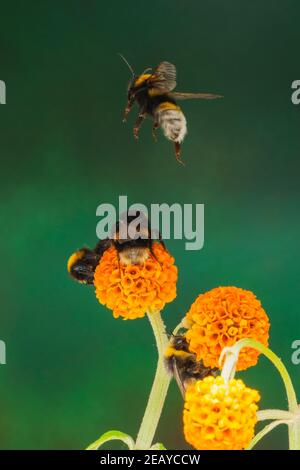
127,76,137,101
171,335,190,352
112,212,152,260
127,71,153,101
113,211,151,242
110,211,161,266
118,53,137,101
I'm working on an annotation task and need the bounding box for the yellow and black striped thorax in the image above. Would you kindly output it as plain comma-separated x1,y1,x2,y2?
164,335,194,363
133,73,152,89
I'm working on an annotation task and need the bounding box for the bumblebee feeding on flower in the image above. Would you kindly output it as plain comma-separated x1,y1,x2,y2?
121,55,223,164
68,212,166,284
165,334,218,396
68,212,177,320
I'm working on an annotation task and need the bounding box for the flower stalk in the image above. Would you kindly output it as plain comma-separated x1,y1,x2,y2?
135,311,170,450
220,338,300,450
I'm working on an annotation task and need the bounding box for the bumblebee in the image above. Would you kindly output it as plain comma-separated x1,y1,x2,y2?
68,213,165,284
165,334,218,396
121,55,223,164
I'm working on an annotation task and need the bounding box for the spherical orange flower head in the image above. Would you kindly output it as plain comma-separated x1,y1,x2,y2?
183,376,260,450
185,286,270,370
93,243,177,320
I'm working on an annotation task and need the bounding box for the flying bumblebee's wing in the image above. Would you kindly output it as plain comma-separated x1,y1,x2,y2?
169,92,223,100
148,62,177,94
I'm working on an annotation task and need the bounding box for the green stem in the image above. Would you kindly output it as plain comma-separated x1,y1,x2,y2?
135,311,170,450
232,339,298,412
288,419,300,451
246,420,290,450
222,338,300,449
257,409,294,421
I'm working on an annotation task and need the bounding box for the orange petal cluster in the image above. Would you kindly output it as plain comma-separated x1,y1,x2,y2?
93,243,177,320
185,286,270,370
183,376,260,450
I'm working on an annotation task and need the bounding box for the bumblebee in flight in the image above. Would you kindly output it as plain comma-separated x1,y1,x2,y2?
68,212,165,284
165,334,218,396
121,56,223,164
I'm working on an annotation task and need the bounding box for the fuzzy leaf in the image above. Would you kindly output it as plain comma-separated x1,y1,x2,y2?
86,430,135,450
150,442,167,450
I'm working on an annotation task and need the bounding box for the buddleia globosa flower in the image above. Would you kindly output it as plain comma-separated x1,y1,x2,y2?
68,213,178,320
184,286,270,370
183,376,260,450
94,242,177,320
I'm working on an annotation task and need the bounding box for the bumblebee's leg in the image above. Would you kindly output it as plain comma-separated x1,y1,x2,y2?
157,230,166,251
174,142,185,166
152,121,159,142
149,228,167,251
123,97,135,122
148,239,162,267
133,112,146,140
172,358,186,398
117,252,122,277
67,248,100,284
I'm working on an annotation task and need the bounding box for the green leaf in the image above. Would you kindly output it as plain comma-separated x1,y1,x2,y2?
86,430,135,450
150,442,167,450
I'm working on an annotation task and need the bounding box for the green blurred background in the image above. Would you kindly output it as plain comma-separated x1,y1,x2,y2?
0,0,299,450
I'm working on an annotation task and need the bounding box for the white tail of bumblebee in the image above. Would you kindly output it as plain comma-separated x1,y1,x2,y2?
155,107,187,143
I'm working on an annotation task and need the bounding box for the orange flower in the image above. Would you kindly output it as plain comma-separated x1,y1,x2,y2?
94,243,177,320
185,286,270,370
183,376,260,450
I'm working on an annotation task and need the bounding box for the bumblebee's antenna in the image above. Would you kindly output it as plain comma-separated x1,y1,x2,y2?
118,53,135,77
142,67,152,75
